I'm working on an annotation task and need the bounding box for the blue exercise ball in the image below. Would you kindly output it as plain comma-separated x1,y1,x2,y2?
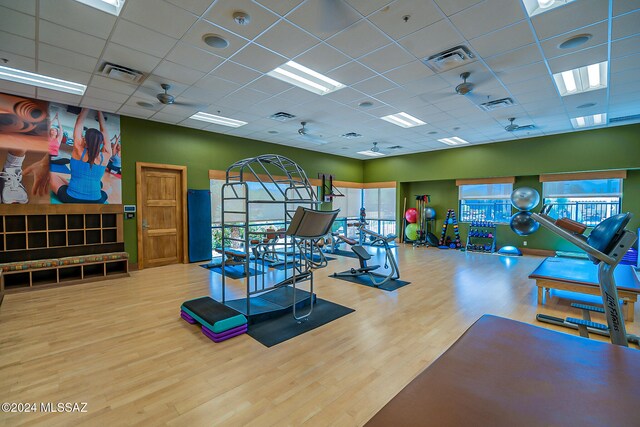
510,187,540,211
510,211,540,236
424,207,436,220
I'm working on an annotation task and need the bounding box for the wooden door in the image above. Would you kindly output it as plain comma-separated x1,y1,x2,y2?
136,163,188,269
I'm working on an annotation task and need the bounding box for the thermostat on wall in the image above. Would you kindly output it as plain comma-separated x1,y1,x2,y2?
124,205,136,213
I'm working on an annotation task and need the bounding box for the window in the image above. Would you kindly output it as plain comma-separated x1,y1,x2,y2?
542,178,622,227
364,187,397,236
458,183,513,223
331,187,362,219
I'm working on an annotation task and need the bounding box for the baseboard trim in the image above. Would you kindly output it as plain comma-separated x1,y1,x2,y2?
521,248,556,257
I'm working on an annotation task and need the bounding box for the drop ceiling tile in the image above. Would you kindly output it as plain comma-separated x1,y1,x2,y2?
485,43,543,72
547,44,608,73
154,60,206,85
118,104,156,119
613,0,640,16
368,0,442,40
102,42,162,74
158,103,201,117
254,20,319,58
612,34,640,58
39,20,106,58
83,87,131,104
374,87,415,104
275,87,321,104
38,44,99,74
450,0,525,40
245,75,291,95
351,76,398,95
326,20,390,59
204,0,280,40
0,50,35,72
287,0,361,40
35,88,82,105
165,0,213,16
150,111,188,124
230,43,287,73
497,61,549,85
612,9,640,40
433,0,483,17
111,20,177,58
344,0,393,16
254,0,305,16
611,52,640,73
513,86,559,104
290,43,349,75
218,88,273,110
469,21,534,58
40,0,115,39
562,89,607,109
506,76,555,95
0,6,35,39
324,87,369,104
192,75,242,98
0,0,34,15
540,21,608,59
383,60,435,85
37,60,92,84
358,44,415,74
398,19,464,60
90,75,139,96
0,80,36,98
326,61,376,85
405,74,450,95
531,0,608,41
122,0,197,39
165,42,225,74
80,97,123,113
183,20,249,58
210,61,261,85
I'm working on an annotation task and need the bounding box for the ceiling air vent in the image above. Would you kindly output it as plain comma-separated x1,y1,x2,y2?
341,132,362,139
388,145,403,149
478,97,515,112
99,62,145,83
422,45,475,73
609,113,640,124
269,111,296,121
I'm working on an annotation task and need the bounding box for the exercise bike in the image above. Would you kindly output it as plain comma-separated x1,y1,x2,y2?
332,226,400,287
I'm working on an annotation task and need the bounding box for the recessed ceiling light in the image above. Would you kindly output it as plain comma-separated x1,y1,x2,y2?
267,61,345,95
428,131,438,135
267,130,278,134
570,113,607,129
358,101,374,108
136,101,155,108
437,136,469,146
203,34,229,49
72,0,125,16
381,112,426,128
523,0,576,17
189,112,247,127
559,34,592,50
0,65,86,95
357,150,385,157
233,11,250,25
552,61,607,96
453,126,461,131
577,102,597,109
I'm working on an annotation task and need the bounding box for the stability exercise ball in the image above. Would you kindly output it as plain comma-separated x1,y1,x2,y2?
405,208,418,223
510,187,540,211
424,207,436,220
405,223,419,241
509,211,540,236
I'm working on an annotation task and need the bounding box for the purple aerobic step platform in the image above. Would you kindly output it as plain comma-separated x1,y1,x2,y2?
180,310,197,324
201,324,248,343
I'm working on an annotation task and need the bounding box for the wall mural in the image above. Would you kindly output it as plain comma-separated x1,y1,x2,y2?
0,92,121,205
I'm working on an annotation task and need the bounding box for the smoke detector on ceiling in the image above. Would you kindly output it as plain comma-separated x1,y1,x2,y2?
478,97,515,112
423,45,475,73
99,62,145,83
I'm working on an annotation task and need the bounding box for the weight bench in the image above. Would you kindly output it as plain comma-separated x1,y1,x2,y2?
529,257,640,321
366,315,640,427
181,297,248,342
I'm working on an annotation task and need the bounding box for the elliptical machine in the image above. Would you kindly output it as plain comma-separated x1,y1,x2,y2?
332,225,400,287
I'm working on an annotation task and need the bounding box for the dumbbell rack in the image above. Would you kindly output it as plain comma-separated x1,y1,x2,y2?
465,222,496,253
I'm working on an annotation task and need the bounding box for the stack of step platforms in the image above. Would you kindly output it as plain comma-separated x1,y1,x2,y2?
181,297,248,343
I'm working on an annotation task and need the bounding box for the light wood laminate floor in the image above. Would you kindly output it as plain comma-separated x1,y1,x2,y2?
1,246,638,426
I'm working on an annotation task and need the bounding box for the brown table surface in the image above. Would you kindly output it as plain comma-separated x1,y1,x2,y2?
365,315,640,427
529,257,640,292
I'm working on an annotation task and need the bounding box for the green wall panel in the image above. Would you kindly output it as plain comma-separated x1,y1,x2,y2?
120,117,363,262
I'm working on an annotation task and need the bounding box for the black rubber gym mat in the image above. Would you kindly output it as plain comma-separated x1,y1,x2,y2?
330,273,410,291
247,298,354,347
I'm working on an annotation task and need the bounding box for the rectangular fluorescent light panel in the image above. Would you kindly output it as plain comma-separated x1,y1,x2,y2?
189,112,247,127
357,150,385,157
522,0,577,17
267,61,345,96
381,112,426,128
570,113,607,129
553,61,607,96
438,136,469,146
0,66,86,95
73,0,125,16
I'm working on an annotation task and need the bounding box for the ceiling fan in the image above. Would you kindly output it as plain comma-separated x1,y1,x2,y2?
504,117,535,132
455,72,474,95
298,121,328,145
151,83,200,107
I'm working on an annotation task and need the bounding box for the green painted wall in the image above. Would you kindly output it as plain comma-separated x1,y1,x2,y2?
377,124,640,252
120,117,363,262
